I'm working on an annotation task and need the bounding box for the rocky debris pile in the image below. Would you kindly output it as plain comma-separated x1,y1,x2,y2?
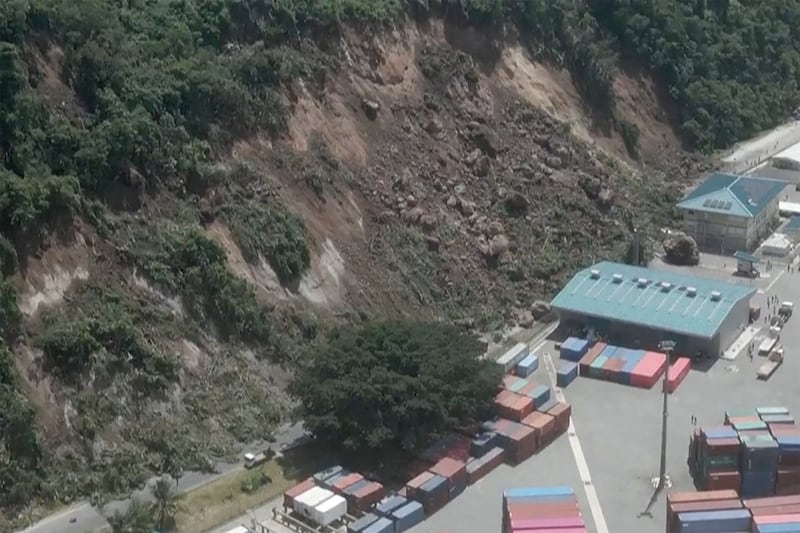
662,231,700,265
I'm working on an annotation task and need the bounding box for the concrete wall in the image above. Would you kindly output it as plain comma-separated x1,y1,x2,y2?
717,297,752,354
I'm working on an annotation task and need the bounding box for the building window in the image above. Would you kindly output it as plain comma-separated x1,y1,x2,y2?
688,210,695,215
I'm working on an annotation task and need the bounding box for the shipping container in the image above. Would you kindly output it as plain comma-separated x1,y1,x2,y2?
391,501,425,532
405,471,434,500
509,516,584,529
375,495,407,517
556,360,579,388
350,482,385,512
536,397,558,416
589,355,608,379
332,473,365,494
504,486,574,500
313,494,347,526
429,457,467,492
466,446,504,484
470,431,499,457
284,478,315,509
759,407,791,416
579,342,606,375
313,465,344,484
630,352,667,389
348,512,379,533
676,508,751,531
516,354,539,377
667,357,691,393
362,517,394,533
497,343,530,372
294,486,335,516
560,337,590,362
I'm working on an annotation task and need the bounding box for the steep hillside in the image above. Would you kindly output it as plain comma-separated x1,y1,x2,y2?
1,0,793,526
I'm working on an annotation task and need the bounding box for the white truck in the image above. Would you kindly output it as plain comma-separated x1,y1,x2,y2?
243,448,272,469
780,301,794,317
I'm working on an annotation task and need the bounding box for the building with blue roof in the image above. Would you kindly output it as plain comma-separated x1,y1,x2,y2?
677,172,786,251
550,262,755,356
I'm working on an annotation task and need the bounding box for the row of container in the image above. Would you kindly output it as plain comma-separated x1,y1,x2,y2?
577,341,672,389
667,490,800,533
688,407,800,498
503,486,586,533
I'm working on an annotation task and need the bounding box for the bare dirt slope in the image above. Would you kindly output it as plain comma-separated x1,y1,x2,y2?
9,18,704,517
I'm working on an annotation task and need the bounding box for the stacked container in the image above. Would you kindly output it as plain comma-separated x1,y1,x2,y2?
406,472,448,515
332,472,365,495
284,478,315,508
429,457,467,500
346,481,385,513
502,486,585,533
493,389,534,422
521,411,556,452
666,357,692,393
559,337,590,362
577,343,666,388
665,490,742,533
688,407,800,498
348,512,379,533
361,517,393,533
375,494,407,518
465,447,505,484
293,486,347,526
482,419,537,464
688,426,741,491
744,495,800,531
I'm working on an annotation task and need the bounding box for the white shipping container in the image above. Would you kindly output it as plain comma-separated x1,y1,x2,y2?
496,342,529,372
312,494,347,526
293,486,334,516
759,337,778,355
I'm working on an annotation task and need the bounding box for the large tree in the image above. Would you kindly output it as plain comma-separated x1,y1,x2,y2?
292,320,502,451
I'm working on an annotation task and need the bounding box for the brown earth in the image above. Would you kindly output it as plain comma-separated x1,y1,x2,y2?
8,18,709,512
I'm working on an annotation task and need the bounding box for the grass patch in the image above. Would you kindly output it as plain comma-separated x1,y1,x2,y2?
176,444,337,533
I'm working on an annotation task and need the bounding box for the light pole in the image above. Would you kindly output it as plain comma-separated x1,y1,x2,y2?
639,339,675,518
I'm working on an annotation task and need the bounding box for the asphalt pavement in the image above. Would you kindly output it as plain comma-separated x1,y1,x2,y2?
19,422,306,533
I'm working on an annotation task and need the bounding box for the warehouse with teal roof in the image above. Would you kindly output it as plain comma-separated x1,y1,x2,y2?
550,262,755,356
677,172,786,251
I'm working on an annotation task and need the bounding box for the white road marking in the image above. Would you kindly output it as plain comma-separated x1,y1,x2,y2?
767,269,785,292
535,342,610,533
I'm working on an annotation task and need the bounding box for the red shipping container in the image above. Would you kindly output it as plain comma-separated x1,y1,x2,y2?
507,394,535,422
704,437,741,456
349,481,385,512
601,357,625,382
283,478,315,508
668,490,739,505
579,342,606,375
666,357,691,393
405,471,434,500
521,411,556,450
703,470,741,492
630,352,667,388
507,425,537,464
331,473,364,494
430,457,467,489
754,514,800,525
727,416,761,426
547,402,572,434
750,503,800,516
743,495,800,508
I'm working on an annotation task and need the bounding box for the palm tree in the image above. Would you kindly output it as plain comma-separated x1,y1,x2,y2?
151,476,181,531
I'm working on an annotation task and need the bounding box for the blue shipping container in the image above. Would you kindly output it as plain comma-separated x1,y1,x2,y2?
313,465,344,483
677,509,751,532
756,523,800,533
560,337,589,362
362,517,394,533
504,486,573,500
599,345,618,359
532,385,551,406
556,361,579,388
349,513,379,533
762,414,794,424
419,474,447,495
375,496,407,517
703,427,738,439
320,470,351,489
516,354,539,377
344,479,371,496
392,501,425,532
537,397,558,414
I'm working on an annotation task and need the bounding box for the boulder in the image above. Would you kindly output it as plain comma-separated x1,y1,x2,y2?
504,191,529,215
663,232,700,266
531,300,555,322
362,98,380,119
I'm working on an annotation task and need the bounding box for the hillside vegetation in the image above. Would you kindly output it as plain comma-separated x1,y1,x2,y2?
0,0,796,526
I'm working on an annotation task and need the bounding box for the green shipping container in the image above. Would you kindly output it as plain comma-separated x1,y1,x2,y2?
590,356,608,378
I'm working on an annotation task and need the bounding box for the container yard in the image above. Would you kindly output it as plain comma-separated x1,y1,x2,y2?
688,407,800,497
667,491,800,532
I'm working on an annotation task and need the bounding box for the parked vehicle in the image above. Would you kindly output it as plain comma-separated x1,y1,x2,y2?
244,448,273,468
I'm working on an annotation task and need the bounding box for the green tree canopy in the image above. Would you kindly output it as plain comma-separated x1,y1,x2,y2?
292,320,502,451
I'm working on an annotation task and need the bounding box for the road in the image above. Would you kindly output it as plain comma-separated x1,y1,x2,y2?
20,422,306,533
721,120,800,174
